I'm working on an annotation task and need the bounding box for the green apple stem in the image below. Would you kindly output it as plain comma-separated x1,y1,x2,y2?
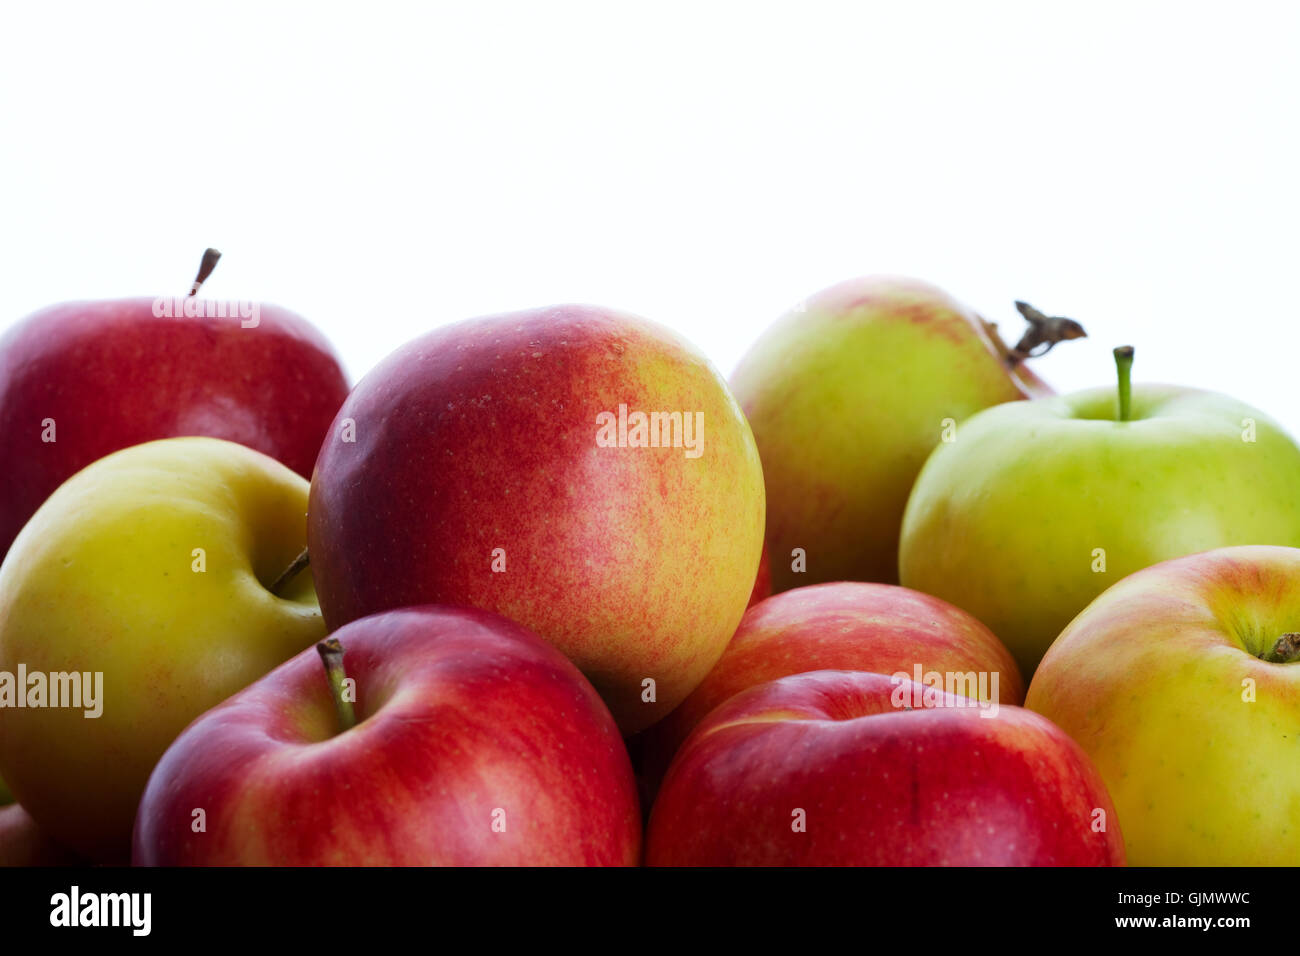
1113,346,1134,422
270,547,310,597
317,637,357,731
188,248,222,297
1265,633,1300,664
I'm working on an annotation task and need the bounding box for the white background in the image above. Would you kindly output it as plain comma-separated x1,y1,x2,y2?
3,1,1298,428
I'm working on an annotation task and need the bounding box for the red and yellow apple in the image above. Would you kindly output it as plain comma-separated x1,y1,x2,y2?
1027,544,1300,866
307,305,765,732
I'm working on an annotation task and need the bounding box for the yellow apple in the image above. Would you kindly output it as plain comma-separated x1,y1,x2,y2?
0,437,324,862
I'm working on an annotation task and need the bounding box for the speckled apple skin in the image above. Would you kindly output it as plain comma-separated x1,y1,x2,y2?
731,276,1050,592
1027,545,1300,866
0,297,349,560
647,670,1124,866
639,581,1024,798
133,607,642,866
901,384,1300,677
307,305,765,733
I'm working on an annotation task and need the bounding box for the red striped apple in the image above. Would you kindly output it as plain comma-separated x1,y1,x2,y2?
133,606,642,866
1027,545,1300,865
0,250,348,560
307,305,765,733
647,670,1124,866
640,581,1023,797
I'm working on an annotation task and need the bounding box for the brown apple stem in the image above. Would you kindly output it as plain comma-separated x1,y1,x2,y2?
1265,633,1300,664
188,248,222,296
270,547,310,597
317,637,357,731
1114,346,1134,422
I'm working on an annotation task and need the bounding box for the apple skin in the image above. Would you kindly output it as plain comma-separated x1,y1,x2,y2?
0,803,81,867
1027,545,1300,865
0,437,324,862
640,581,1023,798
0,296,349,560
307,305,765,733
646,670,1124,866
900,384,1300,677
730,276,1050,592
133,606,642,866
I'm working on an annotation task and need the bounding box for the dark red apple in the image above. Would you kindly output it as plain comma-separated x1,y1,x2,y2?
307,305,765,733
132,606,641,866
646,670,1123,866
0,250,349,559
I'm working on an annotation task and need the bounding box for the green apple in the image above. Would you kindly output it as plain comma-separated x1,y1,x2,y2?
900,347,1300,677
1026,545,1300,865
0,437,324,862
730,276,1062,591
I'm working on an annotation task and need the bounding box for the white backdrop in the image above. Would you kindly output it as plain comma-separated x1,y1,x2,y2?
3,1,1298,429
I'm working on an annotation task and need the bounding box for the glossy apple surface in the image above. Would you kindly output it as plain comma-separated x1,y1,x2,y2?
731,276,1052,591
0,294,348,559
641,581,1023,795
901,380,1300,677
134,606,642,866
647,670,1123,866
0,437,324,861
308,305,765,733
1027,545,1300,865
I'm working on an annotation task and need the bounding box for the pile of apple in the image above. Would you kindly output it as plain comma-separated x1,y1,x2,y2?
1,257,1297,867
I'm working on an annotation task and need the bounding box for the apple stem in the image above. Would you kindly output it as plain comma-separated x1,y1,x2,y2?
270,547,310,597
316,637,357,731
1265,633,1300,664
188,248,222,297
1113,346,1134,422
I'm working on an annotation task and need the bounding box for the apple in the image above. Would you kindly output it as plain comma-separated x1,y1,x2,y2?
0,802,81,867
1027,544,1300,865
900,347,1300,677
0,436,325,862
133,606,642,865
307,304,765,733
730,277,1072,591
646,669,1123,865
0,249,349,560
640,581,1024,798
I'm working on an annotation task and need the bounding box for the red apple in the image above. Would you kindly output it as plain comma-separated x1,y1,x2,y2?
640,582,1024,796
133,606,641,866
646,670,1124,866
307,305,765,733
0,250,349,559
0,803,81,867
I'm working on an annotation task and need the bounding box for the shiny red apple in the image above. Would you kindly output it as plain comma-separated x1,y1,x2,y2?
0,250,348,559
132,606,641,866
646,670,1123,866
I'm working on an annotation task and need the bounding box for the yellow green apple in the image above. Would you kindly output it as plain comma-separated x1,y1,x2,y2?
730,276,1057,591
1026,545,1300,865
900,348,1300,676
0,437,324,862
